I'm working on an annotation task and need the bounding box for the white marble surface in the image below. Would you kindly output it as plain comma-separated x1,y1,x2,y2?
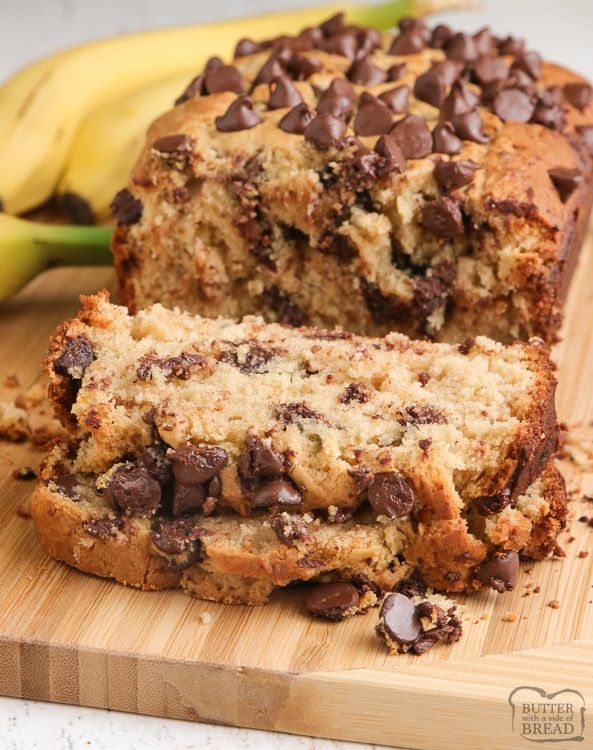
1,1,592,749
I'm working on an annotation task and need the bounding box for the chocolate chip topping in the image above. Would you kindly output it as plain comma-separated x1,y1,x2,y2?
440,81,480,120
431,24,453,49
168,444,228,485
175,74,205,105
473,56,509,85
434,159,479,193
564,82,593,111
278,102,314,134
317,81,356,121
103,465,161,518
253,56,285,87
398,17,431,43
444,32,478,62
493,88,535,122
306,581,360,621
432,121,461,155
304,113,346,149
476,550,519,592
268,76,303,109
473,27,494,56
204,64,243,95
450,109,489,143
379,593,422,644
241,435,285,478
354,97,393,136
172,483,206,518
347,56,387,86
54,335,95,378
368,472,415,518
52,473,79,499
548,167,583,203
250,478,301,508
474,490,511,516
389,30,426,55
414,60,462,110
110,188,142,225
390,115,432,160
215,95,262,132
374,134,406,173
151,134,194,156
513,51,542,81
234,38,261,57
150,517,202,564
421,196,463,239
287,54,323,80
379,85,409,114
321,31,358,60
387,62,407,81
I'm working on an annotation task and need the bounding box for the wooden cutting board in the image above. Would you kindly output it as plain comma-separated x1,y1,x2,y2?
1,228,592,750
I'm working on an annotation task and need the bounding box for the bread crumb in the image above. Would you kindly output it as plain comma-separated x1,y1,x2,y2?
567,535,576,543
578,550,589,559
548,599,560,609
0,401,31,441
199,612,212,624
533,586,541,593
15,383,45,410
502,611,518,622
12,466,37,481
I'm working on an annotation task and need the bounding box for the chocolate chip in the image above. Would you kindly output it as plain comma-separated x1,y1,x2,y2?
473,56,509,84
287,55,323,80
268,76,302,109
379,593,422,644
168,444,228,485
414,68,447,109
368,472,415,518
457,337,475,355
347,56,387,86
278,102,313,134
440,81,479,120
444,32,478,62
253,56,286,88
474,490,511,515
450,109,489,143
421,196,463,239
151,134,193,162
390,115,432,160
548,167,583,203
473,27,494,56
405,404,447,425
306,581,360,621
234,38,261,57
431,24,453,49
531,101,565,130
513,51,542,81
398,17,431,43
378,85,409,114
82,516,125,539
576,124,593,153
54,335,95,378
175,74,205,105
389,30,426,55
498,36,525,56
103,465,161,517
432,121,461,155
304,113,346,149
339,382,369,404
215,95,262,132
476,550,519,592
150,517,202,564
204,65,243,95
269,512,309,545
241,435,285,479
172,483,206,518
110,188,142,224
250,479,301,508
493,88,535,122
387,63,407,81
320,12,345,37
374,134,406,173
52,473,79,499
261,286,305,326
564,82,593,111
434,159,478,193
354,97,393,136
317,81,356,120
321,30,358,60
136,351,206,381
204,56,223,74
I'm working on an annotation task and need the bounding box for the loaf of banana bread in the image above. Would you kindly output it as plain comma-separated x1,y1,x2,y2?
112,14,593,343
29,292,566,603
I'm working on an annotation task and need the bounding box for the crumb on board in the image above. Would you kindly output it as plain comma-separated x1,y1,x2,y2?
198,612,212,625
548,600,560,609
11,466,37,481
0,401,31,441
567,535,576,543
502,611,518,622
3,374,19,388
578,550,590,559
533,586,541,593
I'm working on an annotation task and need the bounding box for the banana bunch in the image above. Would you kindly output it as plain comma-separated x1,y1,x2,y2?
0,0,471,220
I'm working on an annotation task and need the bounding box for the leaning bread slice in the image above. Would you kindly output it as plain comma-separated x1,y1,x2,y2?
31,291,566,597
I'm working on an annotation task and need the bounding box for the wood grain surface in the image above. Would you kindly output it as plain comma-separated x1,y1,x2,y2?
0,228,592,749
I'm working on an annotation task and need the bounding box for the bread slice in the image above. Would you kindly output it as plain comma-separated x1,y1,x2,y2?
29,292,567,602
111,16,593,344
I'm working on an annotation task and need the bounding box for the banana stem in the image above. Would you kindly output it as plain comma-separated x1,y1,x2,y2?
349,0,414,28
28,223,112,266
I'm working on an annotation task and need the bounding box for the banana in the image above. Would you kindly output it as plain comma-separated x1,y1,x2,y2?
58,71,195,224
0,0,469,216
0,213,111,300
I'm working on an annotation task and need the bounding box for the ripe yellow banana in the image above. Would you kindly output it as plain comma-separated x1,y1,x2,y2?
0,0,469,216
58,71,195,224
0,213,111,300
